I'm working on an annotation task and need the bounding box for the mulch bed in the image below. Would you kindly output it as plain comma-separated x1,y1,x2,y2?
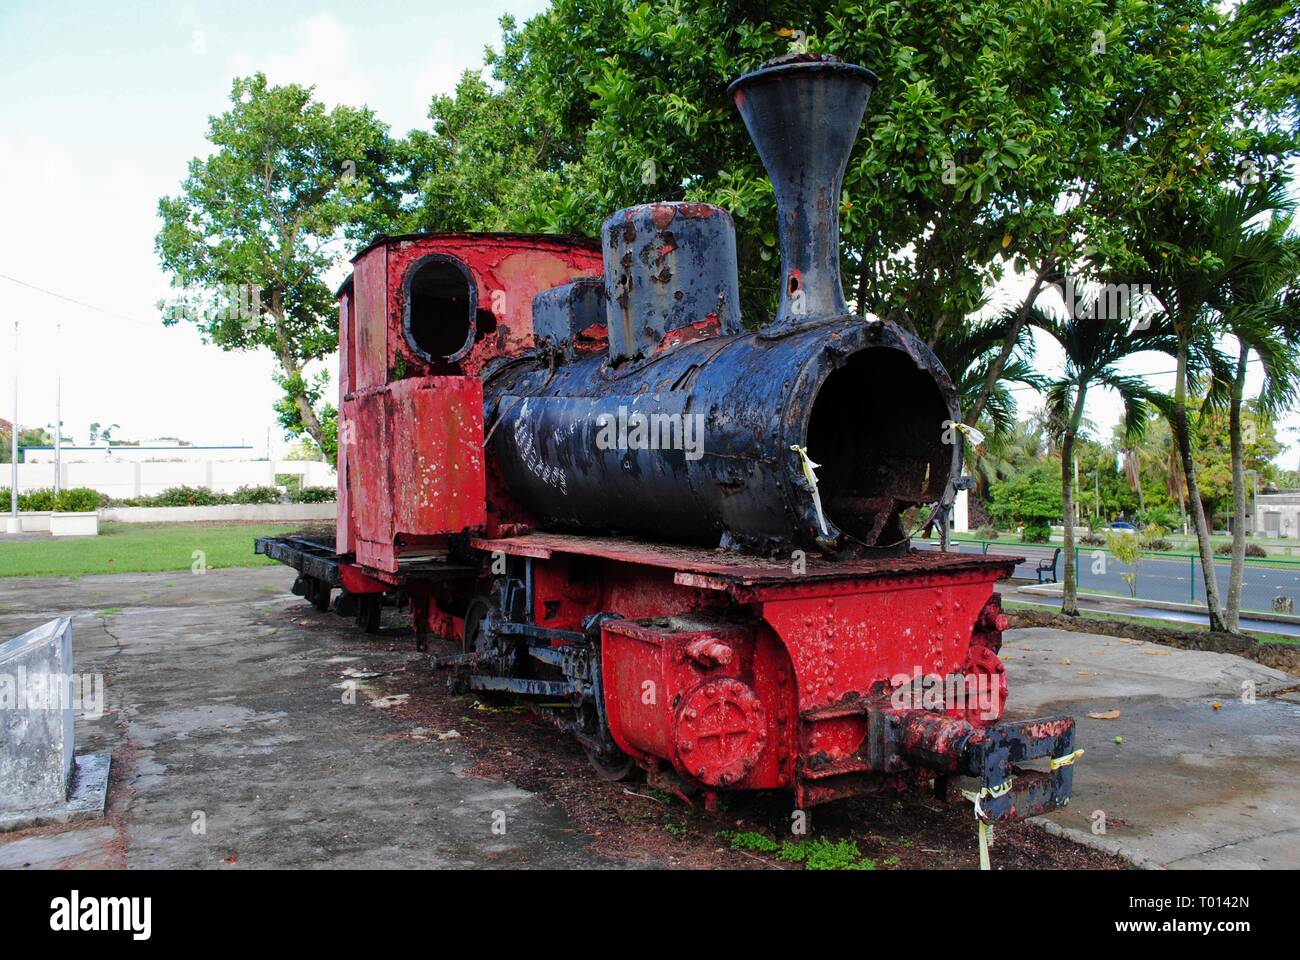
353,626,1132,871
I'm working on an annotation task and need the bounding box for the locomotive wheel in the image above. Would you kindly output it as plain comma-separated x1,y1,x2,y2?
310,578,331,612
355,594,381,634
461,596,496,655
333,590,357,617
583,745,637,782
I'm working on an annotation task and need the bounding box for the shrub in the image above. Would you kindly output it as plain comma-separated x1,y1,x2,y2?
54,487,106,512
1145,538,1173,552
0,488,105,511
20,488,57,511
973,524,998,541
1080,534,1106,547
230,485,282,505
1136,506,1179,530
1021,520,1051,543
153,485,232,507
291,485,336,503
275,472,304,494
106,496,151,507
1216,541,1267,558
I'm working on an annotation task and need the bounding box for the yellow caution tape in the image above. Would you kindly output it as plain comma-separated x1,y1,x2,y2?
790,445,829,536
1050,748,1085,771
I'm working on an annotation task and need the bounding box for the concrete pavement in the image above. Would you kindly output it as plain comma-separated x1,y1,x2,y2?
1000,627,1300,869
0,567,613,869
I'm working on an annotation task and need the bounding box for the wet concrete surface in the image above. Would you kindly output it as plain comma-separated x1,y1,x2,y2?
1,571,1296,869
0,567,614,869
1001,628,1300,869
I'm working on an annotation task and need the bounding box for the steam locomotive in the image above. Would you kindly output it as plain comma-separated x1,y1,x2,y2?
257,53,1079,820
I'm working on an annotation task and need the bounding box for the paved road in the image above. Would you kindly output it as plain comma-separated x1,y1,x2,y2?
923,541,1300,614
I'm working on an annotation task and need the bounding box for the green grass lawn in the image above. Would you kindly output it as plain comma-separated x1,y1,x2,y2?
0,522,306,578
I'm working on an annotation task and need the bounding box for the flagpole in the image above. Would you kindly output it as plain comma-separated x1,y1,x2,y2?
10,320,18,518
54,321,62,495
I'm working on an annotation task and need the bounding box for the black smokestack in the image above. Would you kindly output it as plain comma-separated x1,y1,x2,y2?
729,54,876,332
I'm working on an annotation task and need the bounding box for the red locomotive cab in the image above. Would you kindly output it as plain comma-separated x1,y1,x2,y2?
335,234,603,574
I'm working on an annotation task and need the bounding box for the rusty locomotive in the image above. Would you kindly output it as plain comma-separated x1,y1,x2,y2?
257,53,1080,821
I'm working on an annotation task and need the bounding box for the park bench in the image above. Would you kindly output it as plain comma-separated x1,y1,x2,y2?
1036,548,1061,584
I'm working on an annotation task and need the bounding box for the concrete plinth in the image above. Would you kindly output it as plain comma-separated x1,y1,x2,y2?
49,512,98,537
0,618,109,830
0,751,111,832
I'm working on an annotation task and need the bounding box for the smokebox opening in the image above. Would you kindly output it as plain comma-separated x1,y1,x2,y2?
806,348,951,546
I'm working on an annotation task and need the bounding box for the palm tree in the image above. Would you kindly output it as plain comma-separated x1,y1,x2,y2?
1212,212,1300,631
1121,446,1146,513
1035,286,1178,615
1130,182,1293,631
969,412,1051,502
927,312,1044,544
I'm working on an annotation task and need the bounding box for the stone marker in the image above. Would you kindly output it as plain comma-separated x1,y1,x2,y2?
0,618,110,832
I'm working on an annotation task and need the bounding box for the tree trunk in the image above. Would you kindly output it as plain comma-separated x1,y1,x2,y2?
1226,341,1249,634
1061,384,1087,616
1171,330,1226,631
279,351,325,447
856,254,870,315
965,264,1052,427
1129,451,1146,513
270,289,327,452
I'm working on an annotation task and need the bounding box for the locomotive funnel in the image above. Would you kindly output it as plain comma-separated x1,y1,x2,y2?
729,54,876,333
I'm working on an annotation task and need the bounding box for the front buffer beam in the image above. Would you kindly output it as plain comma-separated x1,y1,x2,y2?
894,712,1079,823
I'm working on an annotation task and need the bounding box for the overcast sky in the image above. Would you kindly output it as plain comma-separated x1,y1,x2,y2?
0,0,549,456
2,1,1296,468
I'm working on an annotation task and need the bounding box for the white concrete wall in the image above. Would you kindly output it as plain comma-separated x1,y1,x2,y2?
1256,494,1300,539
7,460,336,498
952,487,969,532
24,445,256,463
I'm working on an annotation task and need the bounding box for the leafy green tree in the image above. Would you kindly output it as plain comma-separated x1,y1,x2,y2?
1231,0,1299,134
156,73,400,458
388,3,1300,533
400,0,1286,381
1074,437,1144,521
1195,405,1285,513
0,423,52,463
987,460,1063,530
87,422,120,445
